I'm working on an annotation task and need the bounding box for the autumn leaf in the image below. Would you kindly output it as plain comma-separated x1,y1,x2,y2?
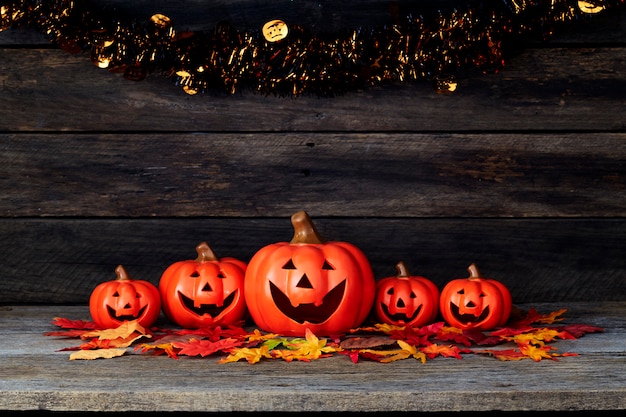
80,332,148,350
556,324,604,338
420,343,464,359
137,334,194,359
45,329,93,338
173,325,248,342
362,340,427,363
52,317,98,330
272,329,338,362
435,325,474,346
81,320,149,340
519,344,558,361
173,337,244,357
247,329,281,343
340,336,397,350
475,348,528,361
69,348,127,360
504,328,574,347
219,345,273,364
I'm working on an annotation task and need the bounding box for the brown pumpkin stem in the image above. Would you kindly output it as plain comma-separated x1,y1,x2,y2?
290,211,324,244
195,242,219,262
115,265,131,281
467,263,482,279
395,261,410,277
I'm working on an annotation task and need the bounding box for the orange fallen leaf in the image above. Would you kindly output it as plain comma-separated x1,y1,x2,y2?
69,348,127,360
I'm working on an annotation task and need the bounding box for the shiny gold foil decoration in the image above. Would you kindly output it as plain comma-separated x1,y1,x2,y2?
262,20,289,42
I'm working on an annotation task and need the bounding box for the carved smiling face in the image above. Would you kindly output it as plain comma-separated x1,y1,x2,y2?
89,265,161,329
373,262,440,327
266,245,347,325
159,242,248,329
245,242,375,336
440,264,512,330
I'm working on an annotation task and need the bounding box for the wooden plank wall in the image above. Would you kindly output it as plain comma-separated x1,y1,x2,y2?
1,0,625,306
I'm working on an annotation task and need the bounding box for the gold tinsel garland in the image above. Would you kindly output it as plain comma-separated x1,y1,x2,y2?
1,0,623,96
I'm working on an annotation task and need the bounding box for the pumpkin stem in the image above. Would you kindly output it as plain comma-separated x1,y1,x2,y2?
115,265,131,281
395,261,409,277
467,263,481,279
195,242,219,262
290,211,324,244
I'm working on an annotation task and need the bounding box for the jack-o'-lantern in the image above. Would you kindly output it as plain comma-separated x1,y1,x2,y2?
374,261,439,327
89,265,161,329
159,242,247,328
244,211,375,336
440,263,512,330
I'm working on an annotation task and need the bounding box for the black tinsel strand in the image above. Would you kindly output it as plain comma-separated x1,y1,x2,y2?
1,0,623,96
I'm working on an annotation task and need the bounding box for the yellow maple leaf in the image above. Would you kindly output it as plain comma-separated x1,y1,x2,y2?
247,329,280,342
362,340,427,363
505,328,564,347
534,308,567,324
273,329,338,362
519,344,555,361
81,320,148,340
69,348,127,360
219,345,272,364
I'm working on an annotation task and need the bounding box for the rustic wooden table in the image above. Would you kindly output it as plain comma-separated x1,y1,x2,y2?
0,302,624,413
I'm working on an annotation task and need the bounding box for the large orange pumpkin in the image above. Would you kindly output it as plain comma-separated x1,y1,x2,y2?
374,261,439,327
89,265,161,329
159,242,247,328
439,263,512,330
244,211,375,336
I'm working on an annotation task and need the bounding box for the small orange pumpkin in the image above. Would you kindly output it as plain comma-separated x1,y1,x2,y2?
374,261,439,327
440,263,512,330
89,265,161,329
244,211,375,336
159,242,247,328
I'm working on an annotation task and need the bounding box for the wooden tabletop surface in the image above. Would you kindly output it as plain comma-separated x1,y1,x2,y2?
1,302,624,413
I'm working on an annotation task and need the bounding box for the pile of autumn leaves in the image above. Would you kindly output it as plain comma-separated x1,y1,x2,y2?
46,307,603,363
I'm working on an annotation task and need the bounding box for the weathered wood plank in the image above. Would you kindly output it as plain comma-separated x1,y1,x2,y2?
1,132,625,217
0,46,624,132
0,303,624,412
0,218,624,304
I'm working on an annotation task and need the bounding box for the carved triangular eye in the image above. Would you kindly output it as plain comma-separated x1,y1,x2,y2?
296,274,314,289
282,259,296,269
457,289,465,294
113,291,119,297
322,260,334,270
217,272,225,279
191,271,200,278
387,288,394,295
410,292,417,299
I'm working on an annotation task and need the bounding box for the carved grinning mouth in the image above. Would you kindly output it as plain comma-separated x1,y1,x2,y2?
269,279,346,324
379,303,422,324
178,290,237,317
107,305,147,322
450,302,490,324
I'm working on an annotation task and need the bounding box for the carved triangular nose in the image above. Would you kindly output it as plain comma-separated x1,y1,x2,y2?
296,274,313,288
397,299,405,308
466,301,476,308
202,283,212,292
123,303,131,309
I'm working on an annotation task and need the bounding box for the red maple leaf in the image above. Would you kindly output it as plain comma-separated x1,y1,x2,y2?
172,337,244,357
51,317,98,330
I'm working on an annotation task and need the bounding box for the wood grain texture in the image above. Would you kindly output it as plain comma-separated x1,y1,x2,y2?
1,47,625,132
1,218,624,304
0,303,624,412
1,132,625,217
